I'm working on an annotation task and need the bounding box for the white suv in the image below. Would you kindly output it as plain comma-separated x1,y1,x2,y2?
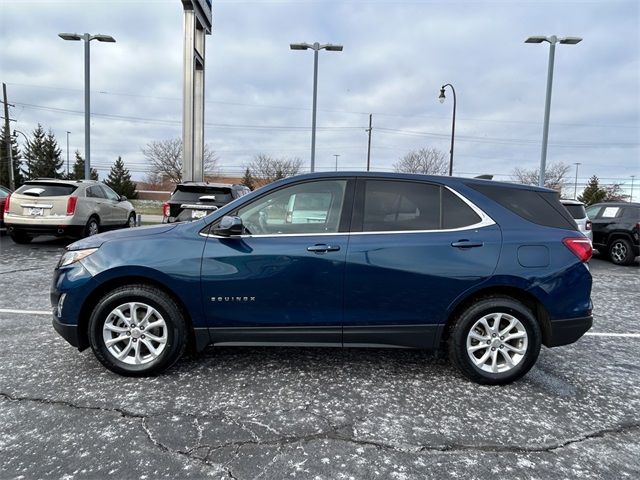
4,179,135,244
561,199,592,242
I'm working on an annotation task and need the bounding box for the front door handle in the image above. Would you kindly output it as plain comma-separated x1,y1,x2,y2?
451,240,484,248
307,244,341,253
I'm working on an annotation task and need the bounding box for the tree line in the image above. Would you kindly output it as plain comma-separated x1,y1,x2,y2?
0,124,137,199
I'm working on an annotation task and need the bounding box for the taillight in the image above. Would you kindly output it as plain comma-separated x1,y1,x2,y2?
585,220,592,231
162,202,170,217
3,194,10,213
66,196,78,216
563,237,593,263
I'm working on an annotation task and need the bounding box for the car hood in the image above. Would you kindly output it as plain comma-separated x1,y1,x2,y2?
68,224,178,250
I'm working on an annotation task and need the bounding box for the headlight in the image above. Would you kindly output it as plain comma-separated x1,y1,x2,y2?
58,248,98,268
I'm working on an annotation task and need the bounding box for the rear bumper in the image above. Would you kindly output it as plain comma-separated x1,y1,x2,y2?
546,315,593,347
52,316,82,349
6,223,84,237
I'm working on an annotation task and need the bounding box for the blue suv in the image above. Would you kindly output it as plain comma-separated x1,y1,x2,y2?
51,173,593,384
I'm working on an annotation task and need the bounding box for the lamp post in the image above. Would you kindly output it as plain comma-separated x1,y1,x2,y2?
12,129,30,178
66,131,71,176
59,32,116,180
525,35,582,187
333,154,340,171
631,175,636,202
573,162,581,199
439,84,456,176
290,42,343,173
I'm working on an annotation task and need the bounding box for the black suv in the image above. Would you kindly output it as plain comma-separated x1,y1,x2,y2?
162,182,250,223
586,202,640,265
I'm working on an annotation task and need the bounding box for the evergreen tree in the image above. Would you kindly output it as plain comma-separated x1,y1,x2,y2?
0,125,24,188
70,151,98,180
241,168,255,190
104,156,137,198
578,175,607,206
25,125,63,179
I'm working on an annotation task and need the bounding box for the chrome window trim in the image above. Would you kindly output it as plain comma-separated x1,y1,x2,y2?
201,185,495,239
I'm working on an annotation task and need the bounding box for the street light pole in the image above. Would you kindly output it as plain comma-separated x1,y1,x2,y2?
12,129,29,178
631,175,636,202
573,162,581,199
66,131,71,176
334,154,340,171
290,42,343,173
439,84,456,176
59,32,116,180
525,35,582,187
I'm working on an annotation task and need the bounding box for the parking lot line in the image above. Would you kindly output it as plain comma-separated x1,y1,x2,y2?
0,308,50,315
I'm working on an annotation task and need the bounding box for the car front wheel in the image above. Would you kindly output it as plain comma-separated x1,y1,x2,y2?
88,285,187,376
448,296,541,385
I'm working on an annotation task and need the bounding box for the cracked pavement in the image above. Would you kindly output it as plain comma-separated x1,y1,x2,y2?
0,235,639,479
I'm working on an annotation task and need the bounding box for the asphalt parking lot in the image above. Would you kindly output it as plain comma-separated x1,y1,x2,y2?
0,234,639,480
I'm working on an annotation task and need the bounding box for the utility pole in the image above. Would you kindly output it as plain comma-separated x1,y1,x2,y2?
333,154,340,171
366,113,372,171
573,162,581,199
2,83,15,190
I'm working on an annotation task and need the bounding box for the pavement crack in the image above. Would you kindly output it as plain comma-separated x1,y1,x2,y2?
0,392,144,419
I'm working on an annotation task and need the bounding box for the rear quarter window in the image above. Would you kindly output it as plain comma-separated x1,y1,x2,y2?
468,183,577,230
15,183,77,197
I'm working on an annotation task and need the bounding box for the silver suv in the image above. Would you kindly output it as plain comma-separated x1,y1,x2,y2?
4,179,135,244
561,199,592,242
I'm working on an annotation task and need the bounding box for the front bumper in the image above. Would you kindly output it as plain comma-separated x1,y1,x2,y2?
52,316,82,349
546,315,593,347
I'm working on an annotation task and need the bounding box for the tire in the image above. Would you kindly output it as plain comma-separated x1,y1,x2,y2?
10,231,32,244
126,212,137,228
448,296,541,385
608,238,635,266
88,284,188,376
83,216,100,238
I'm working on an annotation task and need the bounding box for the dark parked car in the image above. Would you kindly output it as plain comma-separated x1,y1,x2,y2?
586,202,640,265
162,182,250,223
52,172,593,384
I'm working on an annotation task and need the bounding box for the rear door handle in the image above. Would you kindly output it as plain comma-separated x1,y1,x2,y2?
451,240,484,248
307,244,341,253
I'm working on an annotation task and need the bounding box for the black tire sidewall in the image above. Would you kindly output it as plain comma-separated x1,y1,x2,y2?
84,217,99,238
449,297,542,385
88,286,186,376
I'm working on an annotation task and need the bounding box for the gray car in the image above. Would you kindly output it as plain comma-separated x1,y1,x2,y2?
4,179,135,244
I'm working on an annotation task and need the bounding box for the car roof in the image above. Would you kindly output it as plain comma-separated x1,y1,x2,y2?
176,182,238,188
560,199,585,205
589,202,640,208
25,178,99,187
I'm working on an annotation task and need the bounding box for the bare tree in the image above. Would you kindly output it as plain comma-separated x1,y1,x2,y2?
141,138,218,183
246,154,303,186
393,148,448,175
512,162,570,192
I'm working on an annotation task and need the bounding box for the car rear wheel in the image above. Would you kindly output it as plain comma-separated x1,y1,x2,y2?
88,285,187,376
9,231,32,244
83,217,100,237
448,296,541,385
608,238,635,266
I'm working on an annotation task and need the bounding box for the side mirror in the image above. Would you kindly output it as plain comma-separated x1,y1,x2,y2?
213,215,244,237
119,195,127,202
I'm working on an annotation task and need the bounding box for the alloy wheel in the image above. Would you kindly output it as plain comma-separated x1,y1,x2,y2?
466,312,528,374
102,302,168,365
610,241,627,264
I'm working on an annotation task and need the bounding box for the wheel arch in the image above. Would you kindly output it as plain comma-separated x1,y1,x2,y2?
442,285,552,347
76,275,197,351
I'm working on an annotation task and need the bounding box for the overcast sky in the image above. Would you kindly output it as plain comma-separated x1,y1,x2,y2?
1,0,638,195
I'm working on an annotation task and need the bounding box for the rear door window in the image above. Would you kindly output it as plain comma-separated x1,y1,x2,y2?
356,180,482,232
15,183,77,197
86,186,106,198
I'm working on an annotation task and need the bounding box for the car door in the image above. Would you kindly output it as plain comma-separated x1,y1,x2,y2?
200,178,354,345
84,186,109,224
100,185,128,225
342,179,501,349
590,205,623,248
